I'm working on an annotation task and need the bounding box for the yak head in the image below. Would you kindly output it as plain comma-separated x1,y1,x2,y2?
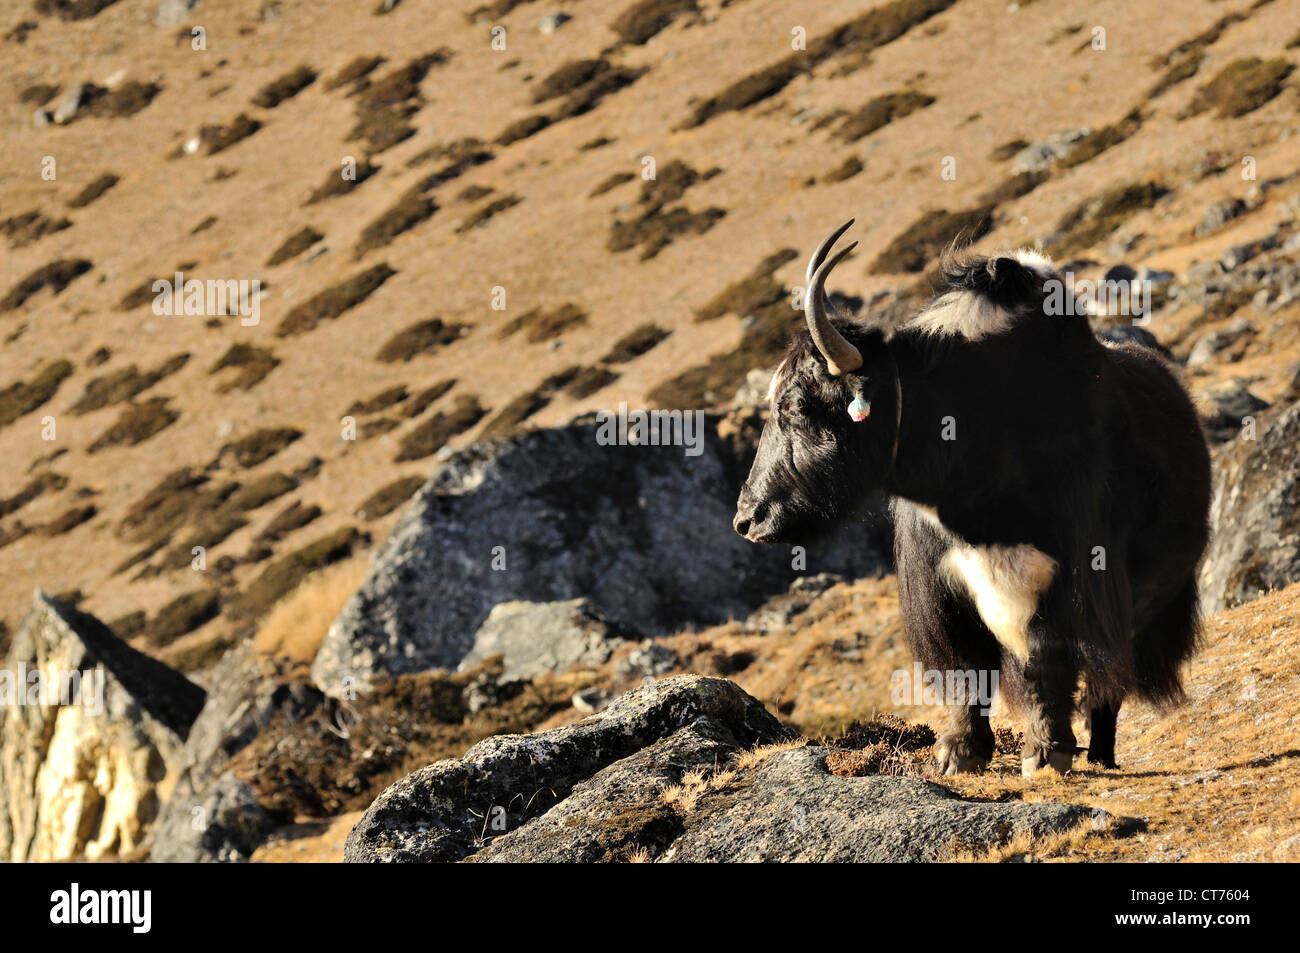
733,220,900,545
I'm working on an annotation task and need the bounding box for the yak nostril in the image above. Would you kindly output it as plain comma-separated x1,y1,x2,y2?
752,502,770,526
733,514,751,537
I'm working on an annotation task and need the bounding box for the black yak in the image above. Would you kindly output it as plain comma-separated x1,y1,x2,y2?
733,221,1211,775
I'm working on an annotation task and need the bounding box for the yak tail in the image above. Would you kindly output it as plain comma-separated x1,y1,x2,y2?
1132,579,1201,706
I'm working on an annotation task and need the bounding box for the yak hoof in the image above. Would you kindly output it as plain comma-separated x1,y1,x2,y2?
1020,748,1074,777
933,736,991,775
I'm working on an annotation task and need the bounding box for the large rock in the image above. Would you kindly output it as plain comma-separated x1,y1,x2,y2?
149,643,320,862
660,748,1088,862
0,592,205,861
458,598,629,683
346,676,1098,863
345,675,791,861
1200,398,1300,612
312,418,884,697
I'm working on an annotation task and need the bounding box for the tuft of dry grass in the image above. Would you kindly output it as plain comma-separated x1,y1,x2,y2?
252,65,317,109
1182,57,1293,119
253,557,369,663
276,264,396,336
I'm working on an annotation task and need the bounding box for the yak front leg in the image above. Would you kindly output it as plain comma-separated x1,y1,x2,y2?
1020,622,1078,776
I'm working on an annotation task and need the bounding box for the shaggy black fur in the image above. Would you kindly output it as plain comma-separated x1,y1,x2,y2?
734,251,1211,773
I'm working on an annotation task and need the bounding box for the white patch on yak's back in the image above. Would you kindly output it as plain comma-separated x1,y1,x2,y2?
907,291,1013,341
939,543,1058,660
904,248,1057,341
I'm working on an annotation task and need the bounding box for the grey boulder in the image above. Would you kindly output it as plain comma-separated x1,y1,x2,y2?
312,418,883,697
346,676,1099,863
1200,397,1300,612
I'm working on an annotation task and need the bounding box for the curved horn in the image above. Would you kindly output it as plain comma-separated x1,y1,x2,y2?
805,219,856,284
805,238,862,376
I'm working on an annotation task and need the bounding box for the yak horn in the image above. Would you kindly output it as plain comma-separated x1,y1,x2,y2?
804,229,862,376
806,219,856,284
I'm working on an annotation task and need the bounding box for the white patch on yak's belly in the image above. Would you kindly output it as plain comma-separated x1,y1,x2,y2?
938,543,1058,659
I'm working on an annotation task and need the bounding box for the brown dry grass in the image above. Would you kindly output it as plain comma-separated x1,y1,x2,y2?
252,556,369,663
3,0,1300,684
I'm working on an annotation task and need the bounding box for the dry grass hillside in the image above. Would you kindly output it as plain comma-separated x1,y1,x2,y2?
3,0,1300,679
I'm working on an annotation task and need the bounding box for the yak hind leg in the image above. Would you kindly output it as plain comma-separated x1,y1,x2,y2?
1085,697,1121,769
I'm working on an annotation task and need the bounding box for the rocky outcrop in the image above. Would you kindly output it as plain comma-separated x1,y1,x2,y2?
312,417,885,697
346,676,1096,863
149,643,319,862
1200,398,1300,613
458,598,629,683
0,591,205,861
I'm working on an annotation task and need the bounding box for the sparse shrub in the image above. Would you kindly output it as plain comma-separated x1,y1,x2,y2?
0,471,67,518
565,366,619,399
1055,110,1142,169
357,52,448,109
117,261,195,311
142,589,221,648
0,359,73,427
604,323,671,363
610,0,698,46
108,610,146,641
212,427,303,469
67,173,119,208
160,510,248,569
20,83,59,106
356,194,437,256
346,385,408,415
1,211,71,249
87,398,179,451
349,104,417,152
496,303,587,343
870,205,995,274
532,59,608,103
252,65,316,108
230,527,366,624
38,504,96,536
199,114,262,155
990,138,1029,161
395,395,486,461
228,473,298,511
834,91,934,142
277,264,396,336
978,169,1048,204
306,159,378,204
456,194,521,232
210,342,280,392
356,475,426,520
325,55,386,93
1050,181,1166,256
376,319,467,362
34,0,118,22
648,250,800,407
266,226,323,266
481,389,551,438
2,259,92,310
456,184,493,203
73,81,161,120
495,114,551,145
589,172,635,197
686,0,954,126
256,499,322,543
118,467,222,541
69,353,189,414
1182,57,1293,119
402,380,456,417
822,155,863,183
